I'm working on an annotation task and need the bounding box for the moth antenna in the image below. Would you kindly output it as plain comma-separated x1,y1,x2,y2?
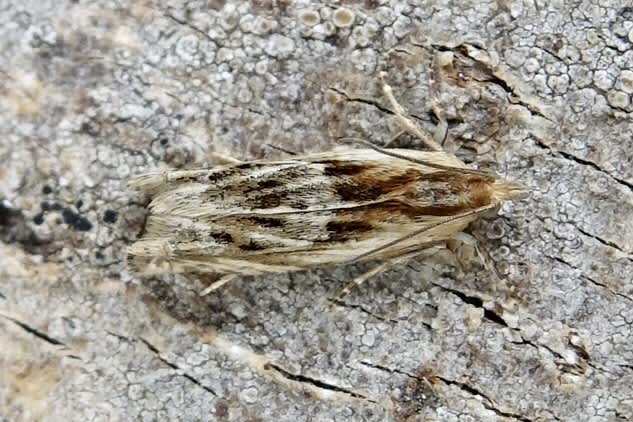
379,71,444,152
199,274,238,296
264,144,297,156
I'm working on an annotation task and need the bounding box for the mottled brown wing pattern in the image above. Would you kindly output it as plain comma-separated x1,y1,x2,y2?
127,148,523,275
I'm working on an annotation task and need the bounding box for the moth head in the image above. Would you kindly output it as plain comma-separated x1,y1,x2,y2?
491,179,529,202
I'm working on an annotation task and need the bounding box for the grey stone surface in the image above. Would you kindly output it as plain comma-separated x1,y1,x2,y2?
1,0,632,421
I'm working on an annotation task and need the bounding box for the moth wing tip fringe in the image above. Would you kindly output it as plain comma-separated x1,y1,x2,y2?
127,171,168,193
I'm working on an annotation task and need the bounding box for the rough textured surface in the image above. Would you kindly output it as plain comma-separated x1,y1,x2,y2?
1,1,632,421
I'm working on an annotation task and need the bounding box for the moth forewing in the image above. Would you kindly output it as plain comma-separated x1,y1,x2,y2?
127,147,526,279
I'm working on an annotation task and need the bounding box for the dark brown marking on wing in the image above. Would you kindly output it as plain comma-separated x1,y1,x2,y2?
334,200,421,223
322,160,373,176
175,175,199,183
239,177,284,194
207,170,231,183
334,169,420,201
325,220,374,241
334,183,385,201
206,162,268,183
210,231,233,243
243,188,310,210
257,179,283,189
334,178,495,223
242,216,285,228
235,162,258,169
376,170,422,194
251,191,287,208
239,240,267,251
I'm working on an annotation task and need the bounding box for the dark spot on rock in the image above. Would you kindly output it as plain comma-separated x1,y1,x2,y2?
364,0,380,8
103,209,118,223
42,185,52,194
76,200,84,210
80,120,101,136
62,209,79,225
95,250,104,259
160,137,168,145
62,208,92,231
215,399,229,418
51,202,62,211
32,213,44,225
74,217,93,231
41,201,50,211
323,33,346,48
0,203,20,227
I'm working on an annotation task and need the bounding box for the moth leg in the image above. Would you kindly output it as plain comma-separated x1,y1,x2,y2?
429,52,450,147
132,240,175,276
380,71,443,152
457,231,502,282
332,244,444,301
199,274,238,296
446,231,503,289
447,231,478,272
382,129,406,147
333,261,393,302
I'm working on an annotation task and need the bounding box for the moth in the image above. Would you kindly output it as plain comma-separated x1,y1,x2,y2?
127,78,527,294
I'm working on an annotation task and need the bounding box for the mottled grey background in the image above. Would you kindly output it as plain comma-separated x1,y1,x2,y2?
1,0,632,421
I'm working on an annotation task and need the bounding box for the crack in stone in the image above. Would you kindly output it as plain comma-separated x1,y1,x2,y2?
558,150,633,193
138,337,217,396
431,284,591,375
510,336,587,375
328,298,400,324
359,359,413,377
432,283,508,327
545,254,633,302
1,313,65,346
438,376,535,422
208,334,374,402
574,225,631,256
534,138,633,194
328,86,395,116
426,42,553,123
265,362,371,401
359,360,535,421
164,12,217,45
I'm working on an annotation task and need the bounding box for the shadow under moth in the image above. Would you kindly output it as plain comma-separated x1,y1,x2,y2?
127,78,526,295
